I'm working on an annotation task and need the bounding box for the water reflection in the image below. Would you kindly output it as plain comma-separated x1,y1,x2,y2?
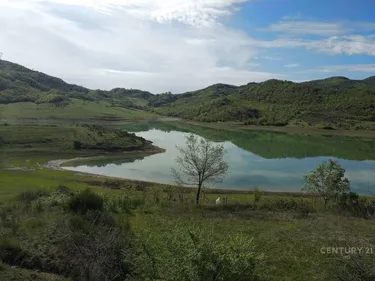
65,124,375,195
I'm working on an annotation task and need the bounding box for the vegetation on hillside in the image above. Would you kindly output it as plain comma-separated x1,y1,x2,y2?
151,78,375,129
0,124,153,162
2,60,375,129
1,163,375,280
0,60,157,121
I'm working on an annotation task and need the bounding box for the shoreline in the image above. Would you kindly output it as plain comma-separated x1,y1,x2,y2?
181,120,375,138
44,154,319,198
5,117,375,138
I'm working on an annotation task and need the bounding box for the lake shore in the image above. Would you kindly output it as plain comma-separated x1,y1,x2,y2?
44,154,322,198
180,120,375,138
5,117,375,138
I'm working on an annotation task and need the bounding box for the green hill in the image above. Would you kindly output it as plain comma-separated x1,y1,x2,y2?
0,60,157,121
1,60,375,129
151,77,375,129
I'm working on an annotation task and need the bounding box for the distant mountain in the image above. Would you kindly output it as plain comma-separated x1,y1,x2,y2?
0,60,152,109
151,76,375,129
1,60,375,129
363,76,375,86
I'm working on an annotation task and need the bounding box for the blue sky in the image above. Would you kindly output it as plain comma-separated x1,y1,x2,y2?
0,0,374,93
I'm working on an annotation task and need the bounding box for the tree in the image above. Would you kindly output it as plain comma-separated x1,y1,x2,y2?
302,159,350,210
172,134,228,204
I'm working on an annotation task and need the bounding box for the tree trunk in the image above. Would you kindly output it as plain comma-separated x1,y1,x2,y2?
196,183,202,204
324,199,328,210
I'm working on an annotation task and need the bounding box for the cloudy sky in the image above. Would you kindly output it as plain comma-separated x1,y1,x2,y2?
0,0,374,93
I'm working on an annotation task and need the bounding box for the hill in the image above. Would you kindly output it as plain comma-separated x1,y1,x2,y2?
151,77,375,129
1,60,375,129
0,60,157,121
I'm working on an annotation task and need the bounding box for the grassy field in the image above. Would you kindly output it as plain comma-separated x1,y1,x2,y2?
0,99,158,121
1,122,375,280
1,167,375,281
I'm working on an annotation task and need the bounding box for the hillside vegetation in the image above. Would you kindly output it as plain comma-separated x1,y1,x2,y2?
0,60,157,121
151,78,375,129
0,123,157,171
1,60,375,129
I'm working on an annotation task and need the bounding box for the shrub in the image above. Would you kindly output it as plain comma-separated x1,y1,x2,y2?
68,189,103,214
0,239,27,267
260,198,314,214
253,187,262,204
130,227,264,281
17,190,48,203
56,212,133,281
73,140,83,150
56,185,73,196
336,192,375,218
336,254,375,281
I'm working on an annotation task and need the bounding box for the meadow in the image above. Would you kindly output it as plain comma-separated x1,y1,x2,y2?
1,123,375,281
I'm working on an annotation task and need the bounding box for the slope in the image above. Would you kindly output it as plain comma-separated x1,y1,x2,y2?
0,60,157,120
151,77,375,129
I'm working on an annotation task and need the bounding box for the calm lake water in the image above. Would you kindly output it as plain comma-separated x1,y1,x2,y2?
64,121,375,195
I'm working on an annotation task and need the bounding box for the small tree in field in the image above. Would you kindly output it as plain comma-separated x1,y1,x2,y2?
172,134,228,204
302,159,350,210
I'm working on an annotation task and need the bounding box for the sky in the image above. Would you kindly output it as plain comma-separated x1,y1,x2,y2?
0,0,374,93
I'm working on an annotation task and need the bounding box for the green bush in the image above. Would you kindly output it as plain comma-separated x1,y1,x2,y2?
0,239,27,267
130,227,264,281
260,198,314,214
337,192,375,218
253,187,262,204
73,140,83,150
57,212,133,281
68,189,103,214
17,190,48,203
336,254,375,281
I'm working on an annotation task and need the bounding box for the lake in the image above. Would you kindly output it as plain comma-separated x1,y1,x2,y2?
64,121,375,195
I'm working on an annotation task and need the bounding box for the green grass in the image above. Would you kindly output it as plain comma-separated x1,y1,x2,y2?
0,123,154,158
1,122,375,280
2,167,374,280
0,99,158,121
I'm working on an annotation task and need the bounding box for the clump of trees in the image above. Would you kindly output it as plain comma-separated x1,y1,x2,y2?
302,159,350,210
172,134,228,204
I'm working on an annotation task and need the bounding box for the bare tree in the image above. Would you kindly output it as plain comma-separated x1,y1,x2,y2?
172,134,228,204
302,159,350,210
0,52,3,60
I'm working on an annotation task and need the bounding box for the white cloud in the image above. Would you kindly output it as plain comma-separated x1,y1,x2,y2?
265,21,346,36
284,63,300,68
2,0,249,27
263,20,375,36
308,64,375,73
255,55,282,60
254,35,375,56
308,35,375,55
0,0,284,93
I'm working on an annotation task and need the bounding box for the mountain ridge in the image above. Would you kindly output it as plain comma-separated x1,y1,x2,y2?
1,60,375,130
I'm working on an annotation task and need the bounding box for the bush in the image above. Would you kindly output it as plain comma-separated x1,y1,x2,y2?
68,189,103,214
260,198,314,215
56,212,133,281
0,239,28,267
56,185,73,196
17,190,48,203
130,227,264,281
337,192,375,218
336,254,375,281
73,140,83,150
253,187,262,204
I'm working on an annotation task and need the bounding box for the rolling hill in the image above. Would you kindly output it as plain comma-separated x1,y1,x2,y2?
1,60,375,129
150,77,375,129
0,60,157,121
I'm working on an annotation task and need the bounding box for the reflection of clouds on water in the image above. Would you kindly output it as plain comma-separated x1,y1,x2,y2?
65,129,375,195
